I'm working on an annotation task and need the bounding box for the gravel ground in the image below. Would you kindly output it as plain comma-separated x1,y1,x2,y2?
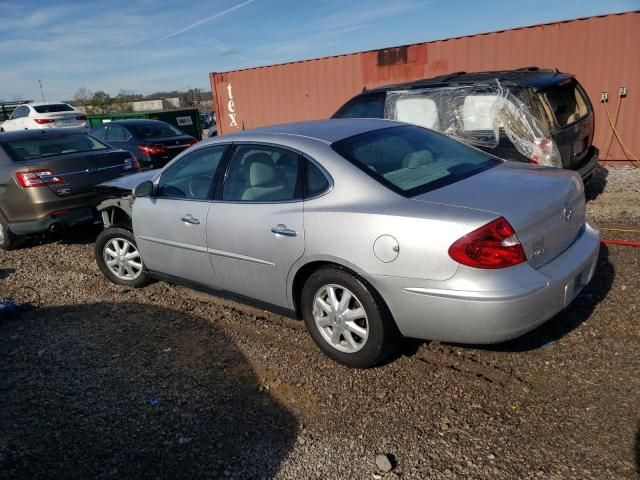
1,166,639,479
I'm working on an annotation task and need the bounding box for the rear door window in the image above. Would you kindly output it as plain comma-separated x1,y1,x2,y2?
541,80,589,127
107,125,131,142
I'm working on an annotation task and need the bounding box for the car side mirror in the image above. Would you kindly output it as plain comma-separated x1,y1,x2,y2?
133,180,154,198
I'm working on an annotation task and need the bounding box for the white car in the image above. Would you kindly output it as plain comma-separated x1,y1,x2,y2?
0,102,89,132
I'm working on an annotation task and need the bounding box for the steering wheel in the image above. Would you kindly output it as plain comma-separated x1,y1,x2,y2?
187,175,214,199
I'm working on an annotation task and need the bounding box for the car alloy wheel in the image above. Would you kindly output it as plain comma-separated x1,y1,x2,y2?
103,237,143,281
313,284,369,353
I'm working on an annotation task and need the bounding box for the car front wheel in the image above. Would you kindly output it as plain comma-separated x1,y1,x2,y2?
301,267,398,368
95,227,151,288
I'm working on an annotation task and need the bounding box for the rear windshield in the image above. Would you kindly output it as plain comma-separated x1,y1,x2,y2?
33,104,75,113
2,133,109,161
540,80,589,127
127,122,183,139
332,125,500,197
333,94,385,119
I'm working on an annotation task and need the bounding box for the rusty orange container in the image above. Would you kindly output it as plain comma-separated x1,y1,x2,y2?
210,11,640,160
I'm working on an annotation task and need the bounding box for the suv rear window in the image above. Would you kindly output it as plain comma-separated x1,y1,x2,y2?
2,133,109,161
33,104,75,113
333,95,384,119
540,80,589,127
332,125,500,197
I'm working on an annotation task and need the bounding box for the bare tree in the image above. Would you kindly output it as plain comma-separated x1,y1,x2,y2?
73,87,94,107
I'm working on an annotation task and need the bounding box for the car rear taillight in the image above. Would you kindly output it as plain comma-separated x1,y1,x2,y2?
123,154,141,172
187,137,198,146
138,145,167,155
16,169,64,188
34,118,55,125
76,115,87,121
448,217,526,269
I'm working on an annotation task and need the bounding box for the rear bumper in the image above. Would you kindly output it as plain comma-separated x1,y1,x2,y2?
367,220,600,344
8,206,97,235
577,147,599,181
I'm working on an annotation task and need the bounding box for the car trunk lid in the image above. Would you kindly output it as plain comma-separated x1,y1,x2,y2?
412,162,585,269
20,150,136,197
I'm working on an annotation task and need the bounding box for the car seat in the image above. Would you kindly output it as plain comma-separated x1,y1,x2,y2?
240,153,286,201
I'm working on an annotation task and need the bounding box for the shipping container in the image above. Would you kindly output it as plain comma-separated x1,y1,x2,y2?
210,11,640,161
88,108,202,140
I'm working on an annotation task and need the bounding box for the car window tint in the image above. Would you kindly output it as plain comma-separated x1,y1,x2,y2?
306,160,330,197
92,125,108,140
222,145,302,202
334,95,384,119
107,125,130,142
157,146,226,200
33,104,75,113
2,133,109,161
128,122,183,139
332,125,500,197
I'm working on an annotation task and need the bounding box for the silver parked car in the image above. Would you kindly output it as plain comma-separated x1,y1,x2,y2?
94,119,600,368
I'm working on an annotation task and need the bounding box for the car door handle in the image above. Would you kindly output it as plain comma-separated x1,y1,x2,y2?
181,214,200,225
271,224,297,237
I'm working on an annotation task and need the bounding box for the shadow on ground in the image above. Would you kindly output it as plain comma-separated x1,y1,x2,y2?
13,224,101,250
636,420,640,476
0,302,298,479
585,165,608,201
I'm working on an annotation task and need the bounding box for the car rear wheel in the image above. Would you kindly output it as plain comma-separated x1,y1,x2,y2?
0,215,21,250
301,267,398,368
95,227,151,288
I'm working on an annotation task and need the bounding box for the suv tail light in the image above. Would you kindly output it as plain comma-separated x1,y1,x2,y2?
530,138,552,165
16,169,64,188
138,145,167,155
448,217,526,269
34,118,55,125
187,137,198,146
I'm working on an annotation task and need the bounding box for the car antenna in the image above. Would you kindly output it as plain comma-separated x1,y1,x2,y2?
362,86,367,93
242,121,245,131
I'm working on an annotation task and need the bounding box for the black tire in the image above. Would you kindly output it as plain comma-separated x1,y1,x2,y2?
0,214,21,250
301,267,398,368
95,227,152,288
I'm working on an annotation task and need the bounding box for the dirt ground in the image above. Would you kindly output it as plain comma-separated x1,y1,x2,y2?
1,166,639,479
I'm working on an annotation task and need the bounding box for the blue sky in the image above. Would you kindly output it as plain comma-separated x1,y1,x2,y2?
0,0,636,102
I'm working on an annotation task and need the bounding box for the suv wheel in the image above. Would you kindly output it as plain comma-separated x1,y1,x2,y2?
301,267,398,368
0,215,21,250
95,227,151,287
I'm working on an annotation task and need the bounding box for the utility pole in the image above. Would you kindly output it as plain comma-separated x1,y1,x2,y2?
38,80,45,102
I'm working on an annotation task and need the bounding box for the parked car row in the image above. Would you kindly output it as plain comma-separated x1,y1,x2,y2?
0,69,601,368
0,117,197,249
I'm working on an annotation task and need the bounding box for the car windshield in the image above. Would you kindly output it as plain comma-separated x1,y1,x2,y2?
332,125,500,196
2,133,109,161
127,122,183,139
33,104,75,113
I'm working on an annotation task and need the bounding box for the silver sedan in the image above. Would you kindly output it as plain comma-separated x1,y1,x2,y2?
95,119,600,368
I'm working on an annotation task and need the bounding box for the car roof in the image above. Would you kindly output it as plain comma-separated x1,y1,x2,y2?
362,68,575,94
0,128,89,141
221,118,403,144
102,119,169,126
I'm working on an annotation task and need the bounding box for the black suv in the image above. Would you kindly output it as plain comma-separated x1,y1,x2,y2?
333,68,598,181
